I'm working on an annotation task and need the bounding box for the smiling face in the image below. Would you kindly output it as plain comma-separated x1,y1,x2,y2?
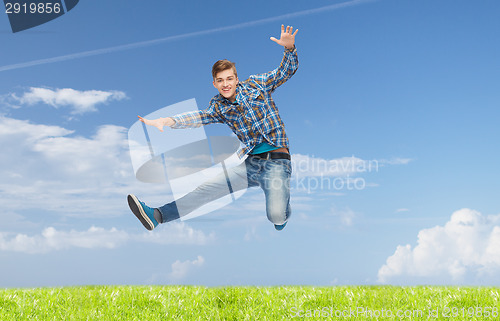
213,69,239,102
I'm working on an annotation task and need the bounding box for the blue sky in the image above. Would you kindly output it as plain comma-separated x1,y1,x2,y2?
1,0,500,287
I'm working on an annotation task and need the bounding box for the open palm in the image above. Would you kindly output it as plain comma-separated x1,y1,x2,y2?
270,25,298,49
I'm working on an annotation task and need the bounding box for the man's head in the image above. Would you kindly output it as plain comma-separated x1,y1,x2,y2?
212,59,239,102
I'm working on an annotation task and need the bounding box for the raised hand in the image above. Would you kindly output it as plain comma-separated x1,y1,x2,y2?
270,25,298,49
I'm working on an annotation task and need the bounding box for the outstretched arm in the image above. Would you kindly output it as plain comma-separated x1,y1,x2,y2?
270,24,298,50
137,116,175,132
138,102,223,131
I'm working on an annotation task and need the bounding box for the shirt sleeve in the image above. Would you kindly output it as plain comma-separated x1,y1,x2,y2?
249,46,299,93
170,99,223,129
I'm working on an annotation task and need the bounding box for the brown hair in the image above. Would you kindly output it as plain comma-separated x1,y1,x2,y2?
212,59,237,79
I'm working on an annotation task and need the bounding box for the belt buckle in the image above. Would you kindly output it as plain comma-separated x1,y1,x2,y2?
266,152,271,160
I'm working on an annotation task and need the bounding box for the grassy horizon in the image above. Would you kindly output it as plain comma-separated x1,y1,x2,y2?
1,285,499,320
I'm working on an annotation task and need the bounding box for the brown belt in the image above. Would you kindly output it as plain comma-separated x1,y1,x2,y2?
252,147,291,160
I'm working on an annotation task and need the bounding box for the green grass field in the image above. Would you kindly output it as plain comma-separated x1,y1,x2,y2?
1,286,499,320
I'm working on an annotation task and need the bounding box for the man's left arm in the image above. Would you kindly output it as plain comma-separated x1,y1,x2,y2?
266,46,299,92
253,25,299,93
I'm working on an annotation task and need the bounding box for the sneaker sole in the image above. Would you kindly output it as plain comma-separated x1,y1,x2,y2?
127,194,154,231
274,222,287,231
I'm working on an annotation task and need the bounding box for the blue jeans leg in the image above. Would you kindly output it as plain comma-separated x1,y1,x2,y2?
249,157,292,225
158,160,250,222
158,155,292,225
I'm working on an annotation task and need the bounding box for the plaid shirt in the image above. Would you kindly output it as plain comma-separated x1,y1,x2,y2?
171,47,299,158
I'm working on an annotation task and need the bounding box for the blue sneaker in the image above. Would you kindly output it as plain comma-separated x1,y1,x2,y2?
274,222,287,231
127,194,159,231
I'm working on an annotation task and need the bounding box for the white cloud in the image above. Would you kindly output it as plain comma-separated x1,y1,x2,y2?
331,206,356,226
0,226,128,254
0,116,169,218
169,255,205,280
147,255,206,283
378,208,500,284
0,116,73,141
0,222,213,254
0,93,21,110
11,87,127,114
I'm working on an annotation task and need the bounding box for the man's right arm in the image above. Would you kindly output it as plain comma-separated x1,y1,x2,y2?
138,100,222,131
137,115,174,132
169,109,215,129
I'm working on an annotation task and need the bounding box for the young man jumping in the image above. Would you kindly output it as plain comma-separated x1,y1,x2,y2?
128,25,299,231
